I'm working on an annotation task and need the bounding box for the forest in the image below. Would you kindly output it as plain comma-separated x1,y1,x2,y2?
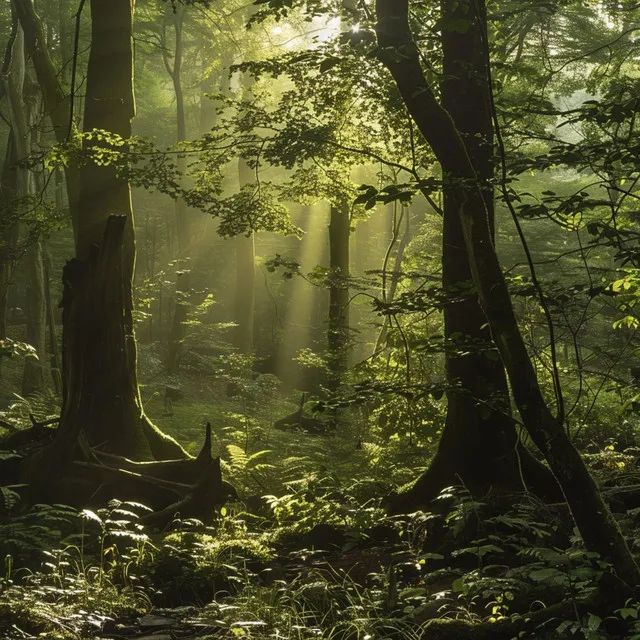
3,0,640,637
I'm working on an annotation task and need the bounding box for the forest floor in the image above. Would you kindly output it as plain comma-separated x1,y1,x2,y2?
1,358,640,639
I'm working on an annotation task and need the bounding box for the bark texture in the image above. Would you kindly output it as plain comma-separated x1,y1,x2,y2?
327,201,350,391
59,0,185,460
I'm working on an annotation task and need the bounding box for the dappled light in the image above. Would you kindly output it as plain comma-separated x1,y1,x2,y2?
3,0,640,638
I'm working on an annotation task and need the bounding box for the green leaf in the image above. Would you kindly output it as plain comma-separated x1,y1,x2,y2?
587,614,601,631
80,509,104,527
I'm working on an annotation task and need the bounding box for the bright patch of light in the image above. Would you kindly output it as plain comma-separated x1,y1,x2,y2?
272,26,283,35
606,20,615,28
318,16,341,41
351,23,360,33
550,48,558,56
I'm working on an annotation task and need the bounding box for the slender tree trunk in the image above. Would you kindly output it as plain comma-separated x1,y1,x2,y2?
162,4,190,251
0,132,20,378
233,157,256,355
327,201,350,391
232,69,257,356
375,0,640,588
3,16,47,395
167,270,190,375
43,247,62,394
163,5,192,373
14,0,80,228
22,241,46,396
374,204,411,354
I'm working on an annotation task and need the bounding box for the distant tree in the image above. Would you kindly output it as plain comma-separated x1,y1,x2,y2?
1,11,46,396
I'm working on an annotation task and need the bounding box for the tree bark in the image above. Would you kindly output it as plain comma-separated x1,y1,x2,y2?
22,241,46,396
375,0,640,587
59,0,185,460
43,247,62,394
327,201,350,392
390,0,559,509
167,270,190,375
233,157,256,354
14,0,80,228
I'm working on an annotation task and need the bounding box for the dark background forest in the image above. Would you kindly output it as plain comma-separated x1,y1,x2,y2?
2,0,640,638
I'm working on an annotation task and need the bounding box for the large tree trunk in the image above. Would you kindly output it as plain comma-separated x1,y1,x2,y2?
375,0,640,588
60,0,184,460
391,0,558,509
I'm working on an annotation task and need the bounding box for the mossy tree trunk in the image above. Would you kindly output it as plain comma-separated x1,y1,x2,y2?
57,0,184,460
376,0,640,587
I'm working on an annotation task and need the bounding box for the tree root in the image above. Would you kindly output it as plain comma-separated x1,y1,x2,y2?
17,422,235,523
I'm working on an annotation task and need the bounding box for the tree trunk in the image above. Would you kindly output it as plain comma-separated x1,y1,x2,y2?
163,4,192,373
233,157,256,354
14,0,80,227
2,14,47,396
167,270,190,375
43,247,62,394
0,132,20,379
391,0,559,509
59,0,185,460
375,0,640,587
327,201,350,392
22,241,46,396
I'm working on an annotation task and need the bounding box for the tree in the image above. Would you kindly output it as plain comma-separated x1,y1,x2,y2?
375,0,640,587
161,1,193,374
389,0,559,508
15,0,185,460
1,12,47,396
60,0,186,459
233,157,257,354
327,200,350,393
